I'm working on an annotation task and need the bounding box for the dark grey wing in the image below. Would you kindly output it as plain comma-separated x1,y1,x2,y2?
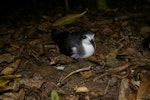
61,32,82,56
63,32,84,56
51,29,64,42
51,29,75,56
51,29,83,56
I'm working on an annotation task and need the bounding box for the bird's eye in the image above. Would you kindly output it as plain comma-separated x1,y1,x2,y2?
82,35,87,39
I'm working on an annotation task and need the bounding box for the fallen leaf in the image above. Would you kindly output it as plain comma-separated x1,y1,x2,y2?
29,39,41,46
0,53,14,63
0,74,21,86
19,78,45,89
8,42,20,49
119,78,136,100
107,44,123,57
106,44,123,67
52,9,88,26
80,70,92,78
26,26,37,37
1,67,14,75
1,59,21,75
105,55,121,67
56,66,65,71
121,47,139,57
0,89,24,100
137,71,150,100
140,26,150,33
50,90,60,100
38,22,50,32
17,89,25,100
0,80,10,87
75,86,90,93
0,86,13,92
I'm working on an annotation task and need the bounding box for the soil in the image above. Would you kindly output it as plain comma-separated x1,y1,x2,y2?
0,1,150,100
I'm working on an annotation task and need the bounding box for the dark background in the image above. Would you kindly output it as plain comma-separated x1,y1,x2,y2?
0,0,149,17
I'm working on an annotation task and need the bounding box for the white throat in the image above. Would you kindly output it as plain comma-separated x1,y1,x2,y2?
81,40,95,58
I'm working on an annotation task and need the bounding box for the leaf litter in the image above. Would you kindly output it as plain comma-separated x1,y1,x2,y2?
0,6,150,100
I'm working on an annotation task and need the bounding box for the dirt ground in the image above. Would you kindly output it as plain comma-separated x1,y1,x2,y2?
0,1,150,100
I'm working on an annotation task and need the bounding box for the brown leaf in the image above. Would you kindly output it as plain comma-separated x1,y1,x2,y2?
106,55,121,67
0,86,13,92
119,78,136,100
137,71,150,100
17,89,25,100
19,78,45,89
75,86,90,93
1,67,14,75
0,89,25,100
1,59,21,75
37,22,50,32
121,47,139,57
140,26,150,41
80,70,92,78
107,62,145,74
0,53,14,63
52,9,88,26
29,39,41,46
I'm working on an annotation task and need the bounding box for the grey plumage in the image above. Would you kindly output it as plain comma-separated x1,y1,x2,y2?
51,29,96,60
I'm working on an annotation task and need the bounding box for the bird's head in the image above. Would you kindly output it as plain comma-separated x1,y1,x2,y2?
81,31,96,49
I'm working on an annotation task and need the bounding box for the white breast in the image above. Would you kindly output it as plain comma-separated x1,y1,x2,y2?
82,42,95,58
70,34,95,59
71,44,94,59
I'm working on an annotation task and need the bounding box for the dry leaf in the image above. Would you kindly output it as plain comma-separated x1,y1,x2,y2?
56,66,65,70
37,22,49,32
0,86,13,92
121,47,139,57
1,59,21,75
140,26,150,33
1,67,15,75
80,70,92,78
52,9,88,26
19,78,45,89
119,78,136,100
0,89,24,100
106,44,123,67
17,89,25,100
9,42,20,49
75,86,90,93
105,55,121,67
137,71,150,100
107,44,123,57
0,74,21,86
0,53,14,63
29,39,41,46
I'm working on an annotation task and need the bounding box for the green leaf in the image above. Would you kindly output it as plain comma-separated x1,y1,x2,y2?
50,90,59,100
52,9,88,26
0,79,10,86
0,74,21,86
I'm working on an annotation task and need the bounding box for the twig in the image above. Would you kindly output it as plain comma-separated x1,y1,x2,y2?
93,73,108,81
103,80,111,95
57,66,91,86
93,62,145,81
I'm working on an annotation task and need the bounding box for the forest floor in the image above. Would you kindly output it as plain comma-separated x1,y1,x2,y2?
0,5,150,100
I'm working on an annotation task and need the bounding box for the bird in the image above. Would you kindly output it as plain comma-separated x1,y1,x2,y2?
51,29,96,60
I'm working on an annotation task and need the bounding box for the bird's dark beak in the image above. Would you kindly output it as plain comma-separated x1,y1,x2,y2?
90,39,96,49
